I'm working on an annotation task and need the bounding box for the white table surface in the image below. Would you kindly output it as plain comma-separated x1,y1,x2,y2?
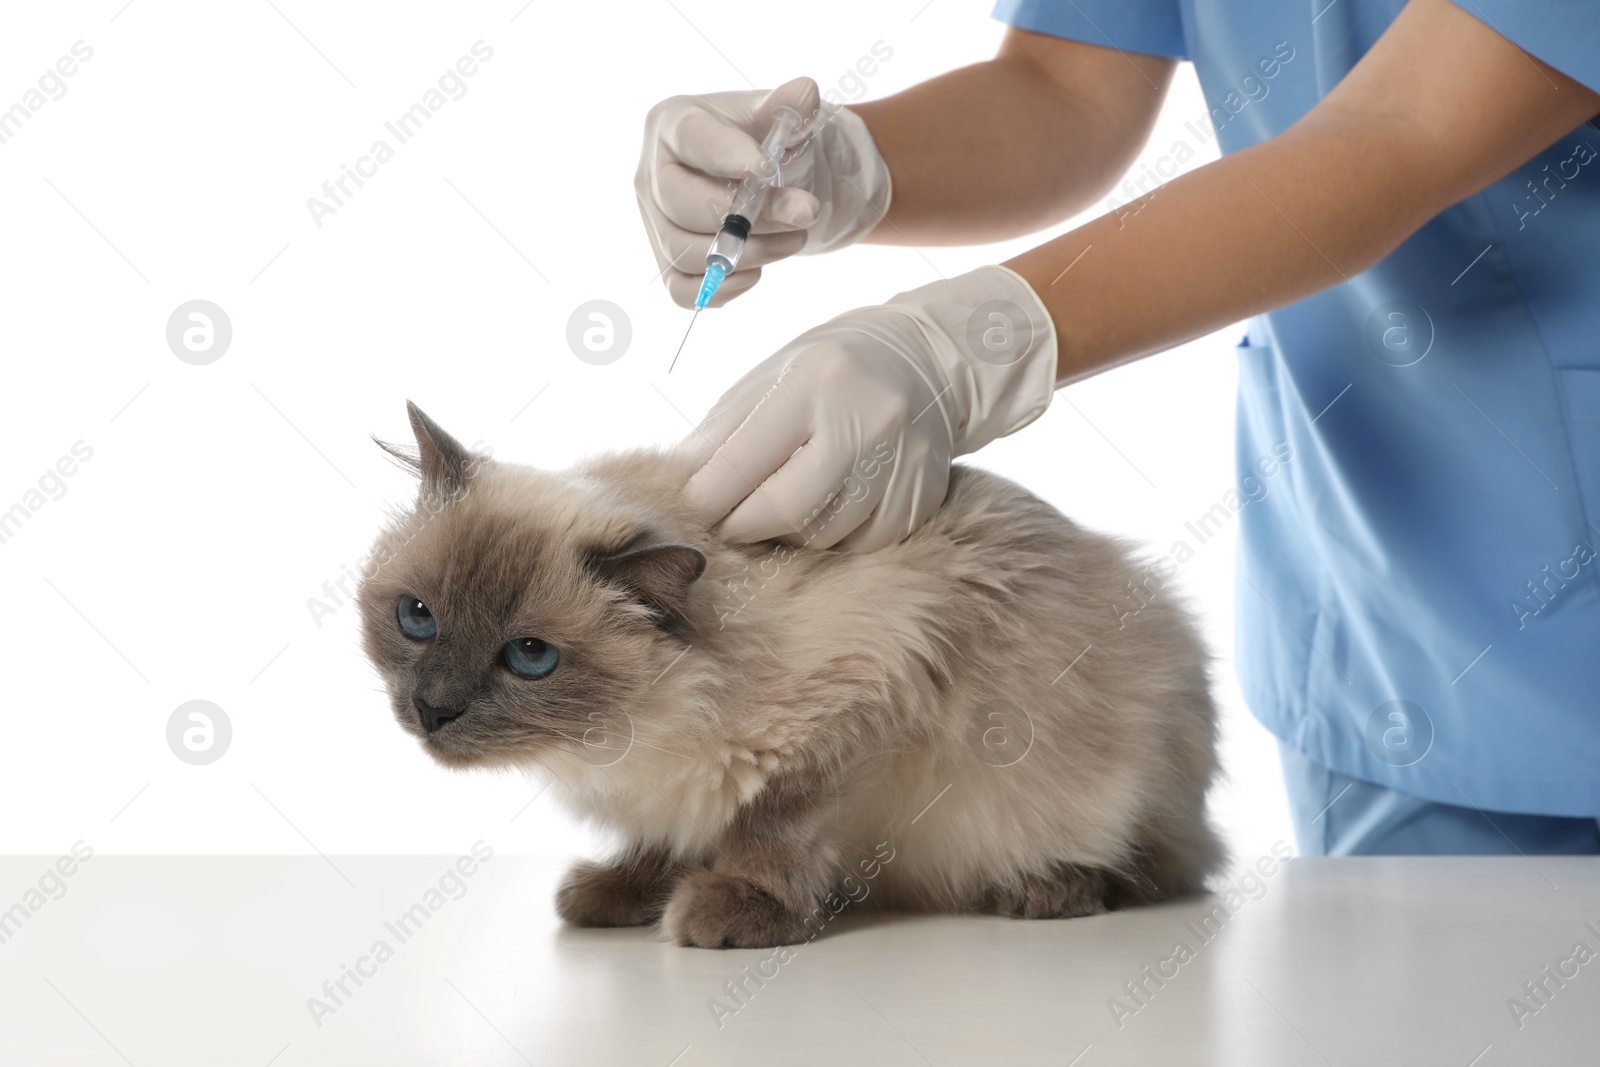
0,855,1595,1066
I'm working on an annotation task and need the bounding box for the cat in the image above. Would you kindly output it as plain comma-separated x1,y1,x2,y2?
358,401,1224,948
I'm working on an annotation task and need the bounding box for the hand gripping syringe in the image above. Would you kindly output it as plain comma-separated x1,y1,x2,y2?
669,105,812,371
695,105,806,308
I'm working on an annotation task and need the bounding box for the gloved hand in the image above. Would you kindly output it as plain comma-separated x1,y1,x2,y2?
636,76,892,308
680,264,1058,551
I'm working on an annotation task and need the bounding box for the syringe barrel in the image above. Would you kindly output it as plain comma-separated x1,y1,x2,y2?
725,178,773,228
699,107,808,286
706,213,752,273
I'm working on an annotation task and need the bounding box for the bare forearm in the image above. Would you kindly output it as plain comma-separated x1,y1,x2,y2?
852,33,1172,246
1008,107,1440,383
1005,0,1597,386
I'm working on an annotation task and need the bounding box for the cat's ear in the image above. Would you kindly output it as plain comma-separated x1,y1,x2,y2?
586,532,707,623
374,401,483,501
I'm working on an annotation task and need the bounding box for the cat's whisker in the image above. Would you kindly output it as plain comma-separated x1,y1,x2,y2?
545,727,626,754
543,722,695,763
615,735,695,761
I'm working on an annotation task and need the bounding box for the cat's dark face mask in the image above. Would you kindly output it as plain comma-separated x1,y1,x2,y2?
355,402,705,770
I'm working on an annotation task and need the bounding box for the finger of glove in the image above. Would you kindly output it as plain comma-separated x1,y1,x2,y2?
643,202,800,291
657,223,806,272
682,374,816,527
663,264,762,309
677,362,780,472
655,166,819,234
794,456,892,550
832,460,947,552
822,497,896,552
715,439,860,546
658,108,771,180
754,77,823,134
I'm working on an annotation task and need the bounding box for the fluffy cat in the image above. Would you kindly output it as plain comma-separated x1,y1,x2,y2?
358,402,1224,948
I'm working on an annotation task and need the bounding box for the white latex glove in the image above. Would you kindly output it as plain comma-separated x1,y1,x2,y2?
681,265,1058,551
636,76,892,308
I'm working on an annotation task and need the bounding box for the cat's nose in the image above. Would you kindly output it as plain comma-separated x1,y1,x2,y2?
414,697,464,733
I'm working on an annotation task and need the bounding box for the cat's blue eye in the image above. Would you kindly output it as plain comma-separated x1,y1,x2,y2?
396,595,438,640
504,637,559,679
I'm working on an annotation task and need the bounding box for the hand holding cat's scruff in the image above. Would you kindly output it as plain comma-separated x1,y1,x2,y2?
359,402,1222,949
681,264,1059,552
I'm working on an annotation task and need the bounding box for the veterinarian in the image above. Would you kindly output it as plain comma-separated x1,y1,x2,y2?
639,0,1600,857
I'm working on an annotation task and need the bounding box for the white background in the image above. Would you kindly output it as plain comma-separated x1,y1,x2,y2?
0,0,1291,866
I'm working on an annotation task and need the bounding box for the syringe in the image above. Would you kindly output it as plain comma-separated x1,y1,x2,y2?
669,105,810,372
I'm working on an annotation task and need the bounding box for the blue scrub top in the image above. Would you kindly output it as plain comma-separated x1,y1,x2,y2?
993,0,1600,817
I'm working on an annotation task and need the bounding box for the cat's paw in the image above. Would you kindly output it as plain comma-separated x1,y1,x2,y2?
661,870,811,948
982,863,1111,919
556,859,677,927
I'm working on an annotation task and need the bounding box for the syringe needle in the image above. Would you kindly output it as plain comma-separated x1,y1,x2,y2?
668,307,700,374
668,111,807,374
